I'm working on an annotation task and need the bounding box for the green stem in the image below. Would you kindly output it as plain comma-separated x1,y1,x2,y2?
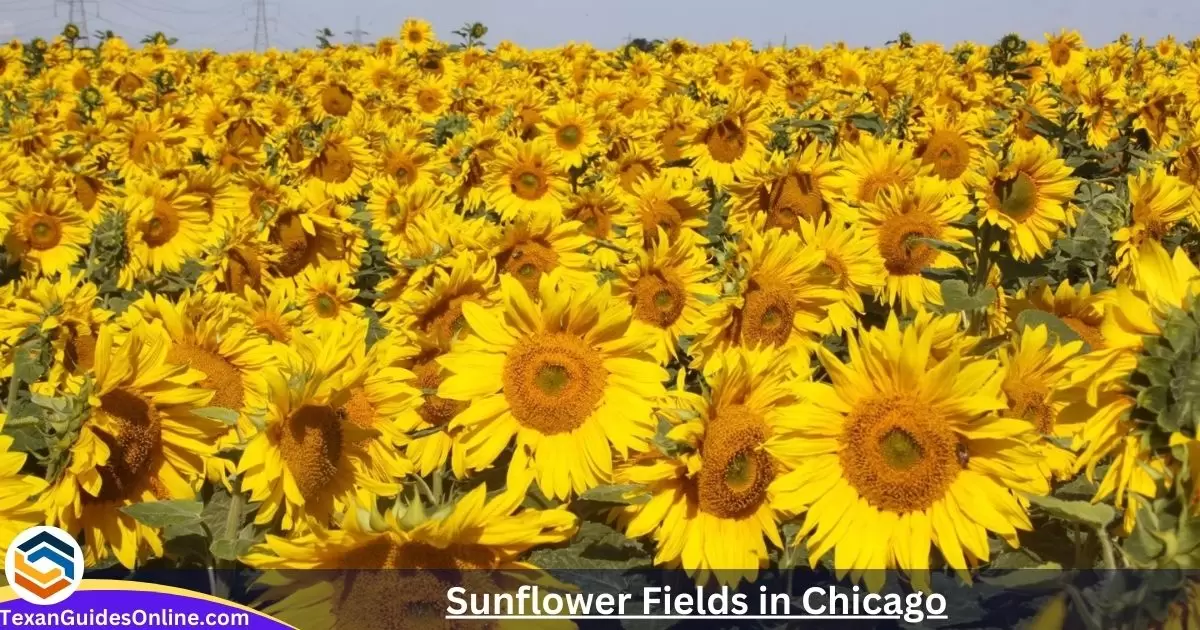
412,474,439,506
214,476,245,600
431,463,444,503
1095,526,1117,571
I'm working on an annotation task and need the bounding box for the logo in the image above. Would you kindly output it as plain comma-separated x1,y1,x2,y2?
5,526,83,605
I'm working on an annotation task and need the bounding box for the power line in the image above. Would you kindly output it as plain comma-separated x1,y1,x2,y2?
55,0,94,46
345,15,366,45
250,0,268,51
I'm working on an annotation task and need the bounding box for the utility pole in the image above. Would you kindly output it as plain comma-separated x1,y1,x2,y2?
345,15,367,45
252,0,269,51
55,0,93,46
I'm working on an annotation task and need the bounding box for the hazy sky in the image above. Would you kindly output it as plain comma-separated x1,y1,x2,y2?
0,0,1196,53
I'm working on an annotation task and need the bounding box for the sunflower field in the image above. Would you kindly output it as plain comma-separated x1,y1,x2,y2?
3,18,1200,628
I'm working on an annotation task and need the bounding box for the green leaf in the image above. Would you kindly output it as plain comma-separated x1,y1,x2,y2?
979,562,1063,587
210,537,253,561
120,500,203,529
1025,493,1115,527
940,279,997,312
1015,310,1087,351
190,407,241,425
577,484,650,505
527,521,651,570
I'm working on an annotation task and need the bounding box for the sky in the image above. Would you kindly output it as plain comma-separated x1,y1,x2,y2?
0,0,1196,53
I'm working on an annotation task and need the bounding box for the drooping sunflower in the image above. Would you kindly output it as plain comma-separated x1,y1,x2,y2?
0,271,111,389
237,321,406,531
770,315,1048,591
1062,242,1200,534
43,323,228,569
980,136,1079,262
860,177,973,313
123,174,213,276
0,415,49,558
998,325,1085,481
611,347,808,586
437,274,668,500
485,137,570,221
1,188,91,276
241,473,577,630
796,217,886,334
614,231,719,364
682,94,769,186
1113,165,1197,283
727,143,842,235
691,227,841,371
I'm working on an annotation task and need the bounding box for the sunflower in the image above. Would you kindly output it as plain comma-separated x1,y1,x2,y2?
400,19,436,54
1,188,91,276
377,134,446,191
860,177,972,313
241,474,576,630
238,285,304,346
614,231,719,364
118,292,277,461
492,216,593,296
302,127,373,200
796,217,886,334
43,323,227,569
611,347,806,585
980,136,1079,262
1076,68,1126,149
385,251,500,350
539,101,600,169
0,415,49,558
236,321,405,531
682,94,768,186
265,185,365,280
912,105,989,195
727,143,842,235
123,174,213,276
0,271,111,389
437,274,668,499
485,137,570,221
1044,30,1086,77
1008,280,1110,351
770,315,1048,591
1113,165,1197,283
998,325,1085,481
618,171,709,249
1062,242,1200,534
107,108,193,179
197,214,277,295
295,264,365,337
328,333,419,504
690,227,841,372
828,135,925,212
